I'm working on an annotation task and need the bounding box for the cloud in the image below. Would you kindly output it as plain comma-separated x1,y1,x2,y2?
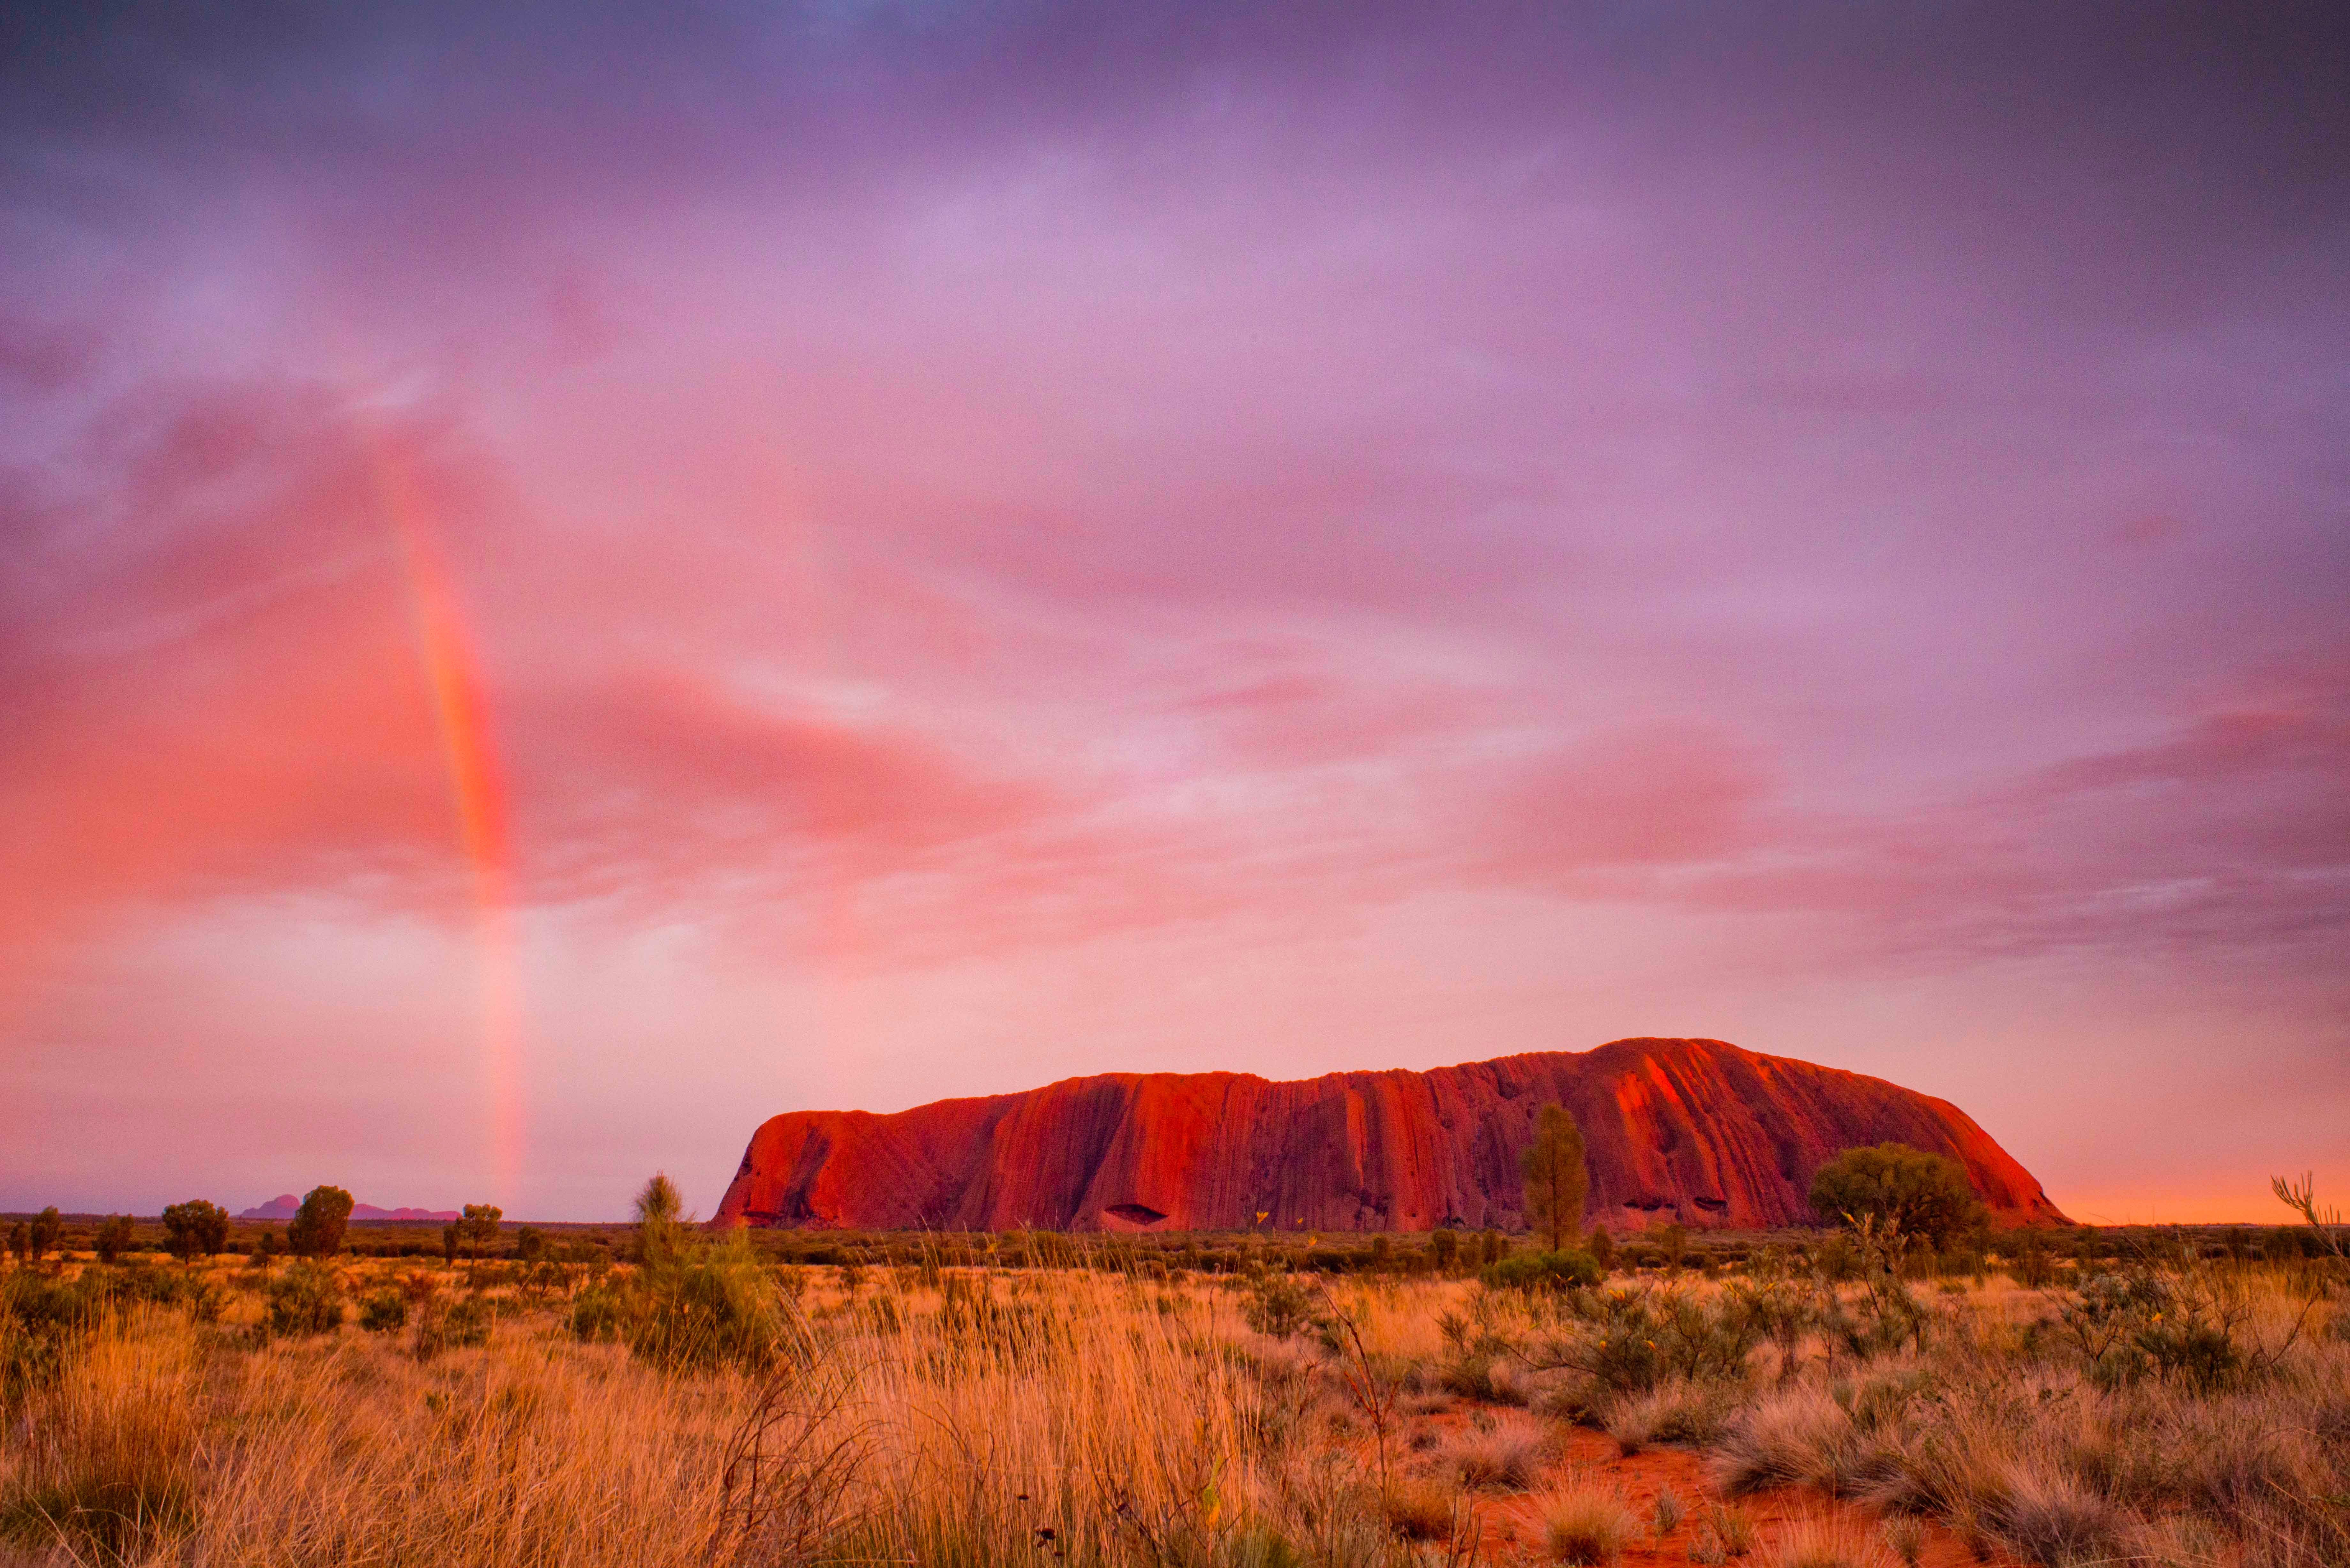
3,0,2346,1215
1674,652,2350,964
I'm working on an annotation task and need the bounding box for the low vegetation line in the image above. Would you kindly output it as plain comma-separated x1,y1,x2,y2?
0,1168,2343,1568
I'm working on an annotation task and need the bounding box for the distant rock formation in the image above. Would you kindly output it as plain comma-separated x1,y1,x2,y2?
715,1037,2066,1233
238,1194,460,1222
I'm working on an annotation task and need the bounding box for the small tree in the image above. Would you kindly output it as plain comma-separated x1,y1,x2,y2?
1521,1103,1590,1253
30,1207,62,1261
94,1215,135,1263
634,1172,687,1269
515,1225,545,1262
286,1186,355,1259
6,1223,27,1263
459,1204,503,1258
1480,1228,1507,1267
1808,1144,1985,1249
1431,1227,1460,1273
162,1200,231,1263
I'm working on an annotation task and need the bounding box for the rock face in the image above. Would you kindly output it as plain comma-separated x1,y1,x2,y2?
714,1037,2066,1233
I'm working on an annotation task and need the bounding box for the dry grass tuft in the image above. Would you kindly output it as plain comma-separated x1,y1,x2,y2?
1712,1388,1857,1496
1767,1514,1897,1568
1880,1513,1927,1568
1446,1413,1547,1491
1381,1476,1458,1542
1985,1460,2127,1568
0,1319,198,1563
1609,1378,1737,1455
1543,1486,1636,1564
1708,1503,1760,1559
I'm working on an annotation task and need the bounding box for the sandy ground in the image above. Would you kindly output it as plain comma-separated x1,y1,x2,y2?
1391,1407,2013,1568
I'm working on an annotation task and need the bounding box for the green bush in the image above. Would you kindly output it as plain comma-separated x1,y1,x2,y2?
2055,1266,2248,1391
1809,1144,1985,1249
1241,1270,1324,1338
1535,1285,1764,1394
265,1262,344,1336
568,1282,627,1343
1,1271,105,1395
564,1175,784,1371
1482,1249,1604,1293
357,1290,407,1333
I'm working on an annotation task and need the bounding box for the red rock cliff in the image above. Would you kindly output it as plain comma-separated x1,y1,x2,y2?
713,1037,2066,1232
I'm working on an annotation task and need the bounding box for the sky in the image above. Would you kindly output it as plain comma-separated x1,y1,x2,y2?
2,2,2344,1223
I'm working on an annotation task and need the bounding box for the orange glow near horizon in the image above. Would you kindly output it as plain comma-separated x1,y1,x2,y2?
372,442,527,1200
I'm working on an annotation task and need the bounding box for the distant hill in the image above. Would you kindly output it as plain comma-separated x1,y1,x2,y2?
239,1194,459,1222
715,1036,2066,1233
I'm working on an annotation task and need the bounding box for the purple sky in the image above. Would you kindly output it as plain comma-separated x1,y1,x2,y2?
3,3,2344,1220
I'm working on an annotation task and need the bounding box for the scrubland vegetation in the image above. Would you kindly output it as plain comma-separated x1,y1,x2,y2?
1,1180,2342,1568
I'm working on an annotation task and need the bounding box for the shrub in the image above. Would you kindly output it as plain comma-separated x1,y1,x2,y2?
1588,1228,1615,1272
264,1263,343,1336
1,1272,103,1395
570,1282,628,1343
1543,1487,1635,1564
1242,1270,1324,1339
1810,1146,1985,1249
1881,1515,1926,1568
357,1290,407,1333
566,1177,784,1371
87,1264,201,1314
1535,1285,1764,1394
421,1296,492,1354
1483,1249,1604,1293
29,1207,62,1260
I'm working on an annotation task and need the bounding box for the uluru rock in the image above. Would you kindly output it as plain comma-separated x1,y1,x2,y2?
714,1037,2066,1233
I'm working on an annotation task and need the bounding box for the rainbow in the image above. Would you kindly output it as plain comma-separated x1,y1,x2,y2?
366,438,526,1200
